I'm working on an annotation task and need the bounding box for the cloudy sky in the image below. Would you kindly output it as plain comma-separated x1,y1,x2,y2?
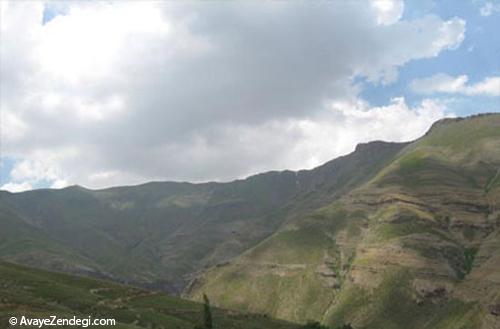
1,0,499,192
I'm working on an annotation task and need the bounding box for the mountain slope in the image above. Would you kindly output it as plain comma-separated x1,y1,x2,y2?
3,113,499,329
188,114,500,329
0,139,406,293
0,199,100,275
0,260,301,329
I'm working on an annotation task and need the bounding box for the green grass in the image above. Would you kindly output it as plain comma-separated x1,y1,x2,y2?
463,247,478,275
485,169,500,192
371,114,500,190
373,221,431,241
398,150,429,174
0,261,300,329
323,284,369,326
193,265,337,325
422,115,500,151
378,154,480,189
325,270,481,329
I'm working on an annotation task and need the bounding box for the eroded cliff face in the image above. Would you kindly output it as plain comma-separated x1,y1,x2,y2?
188,114,500,329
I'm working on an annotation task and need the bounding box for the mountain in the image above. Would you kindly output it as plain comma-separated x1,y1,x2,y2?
0,260,301,329
0,137,405,293
1,113,499,329
187,113,500,329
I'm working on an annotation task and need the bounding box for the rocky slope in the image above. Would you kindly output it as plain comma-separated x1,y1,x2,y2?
0,136,405,294
187,114,500,329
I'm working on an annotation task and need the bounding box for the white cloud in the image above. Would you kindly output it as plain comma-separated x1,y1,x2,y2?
0,1,464,189
480,2,500,16
1,109,28,143
411,74,500,96
51,179,69,189
285,97,450,169
370,0,404,25
36,2,170,83
2,150,75,191
5,97,449,189
466,77,500,96
1,181,34,193
10,159,59,183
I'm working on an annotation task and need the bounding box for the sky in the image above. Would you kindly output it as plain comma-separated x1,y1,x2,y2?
0,0,499,192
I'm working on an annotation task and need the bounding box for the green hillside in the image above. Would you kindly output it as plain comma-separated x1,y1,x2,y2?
0,140,405,293
0,260,302,329
1,113,500,329
188,114,500,329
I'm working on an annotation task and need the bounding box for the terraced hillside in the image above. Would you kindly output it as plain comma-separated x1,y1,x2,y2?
0,260,302,329
188,114,500,329
0,139,405,293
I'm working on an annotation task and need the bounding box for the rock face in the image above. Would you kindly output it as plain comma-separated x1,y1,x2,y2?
489,304,500,316
188,114,500,329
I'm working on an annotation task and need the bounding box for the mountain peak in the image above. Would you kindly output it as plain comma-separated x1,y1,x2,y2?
354,140,403,153
425,112,500,137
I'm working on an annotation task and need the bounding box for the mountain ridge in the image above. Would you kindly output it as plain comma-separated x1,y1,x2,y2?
0,130,409,293
187,113,500,329
1,113,499,329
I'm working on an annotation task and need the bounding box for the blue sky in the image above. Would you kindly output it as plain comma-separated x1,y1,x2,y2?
361,0,500,115
1,0,499,191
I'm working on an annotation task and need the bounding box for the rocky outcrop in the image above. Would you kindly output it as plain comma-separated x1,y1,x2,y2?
489,304,500,316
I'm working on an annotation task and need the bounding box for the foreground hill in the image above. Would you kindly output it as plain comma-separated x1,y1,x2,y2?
188,114,500,329
0,260,301,329
0,138,405,293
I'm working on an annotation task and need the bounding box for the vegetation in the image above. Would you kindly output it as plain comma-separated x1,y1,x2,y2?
2,113,500,329
301,321,353,329
0,260,300,329
0,137,406,294
203,294,214,329
463,247,478,275
191,114,500,328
